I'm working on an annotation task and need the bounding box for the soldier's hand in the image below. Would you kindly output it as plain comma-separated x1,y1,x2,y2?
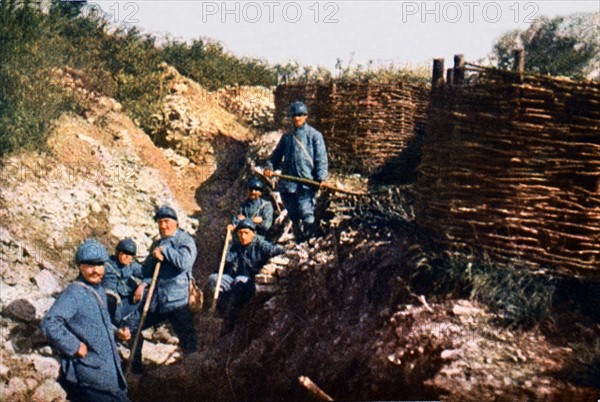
237,214,246,220
133,283,146,303
76,342,88,358
253,217,263,224
264,169,273,178
116,327,132,342
227,224,235,232
152,247,164,262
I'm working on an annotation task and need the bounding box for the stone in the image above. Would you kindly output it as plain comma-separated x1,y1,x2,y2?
0,364,10,378
28,355,60,379
90,201,102,214
142,341,179,366
35,270,61,295
32,298,56,321
4,376,28,397
31,379,67,402
3,298,37,322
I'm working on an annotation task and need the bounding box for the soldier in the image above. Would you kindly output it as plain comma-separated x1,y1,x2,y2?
208,219,285,333
264,100,328,242
102,238,144,334
132,205,198,372
229,176,274,237
41,239,131,402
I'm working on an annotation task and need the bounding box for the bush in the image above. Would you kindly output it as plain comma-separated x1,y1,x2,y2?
411,251,556,328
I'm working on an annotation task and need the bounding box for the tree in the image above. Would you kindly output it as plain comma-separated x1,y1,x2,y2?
491,12,599,80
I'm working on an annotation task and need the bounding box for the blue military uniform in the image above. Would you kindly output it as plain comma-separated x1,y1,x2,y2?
102,255,143,331
209,220,285,319
41,239,130,402
232,197,274,236
267,102,328,241
132,208,198,369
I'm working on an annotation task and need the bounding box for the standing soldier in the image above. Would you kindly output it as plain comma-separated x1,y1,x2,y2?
264,100,328,242
41,239,131,402
229,176,274,237
102,238,144,335
132,205,198,372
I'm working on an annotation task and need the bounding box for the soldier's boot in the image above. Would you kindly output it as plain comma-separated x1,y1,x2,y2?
302,220,317,241
292,221,305,243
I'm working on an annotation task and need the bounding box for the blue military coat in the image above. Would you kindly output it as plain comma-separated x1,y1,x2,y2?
232,198,274,236
41,278,127,395
143,228,197,313
224,235,285,279
102,256,143,300
267,123,328,193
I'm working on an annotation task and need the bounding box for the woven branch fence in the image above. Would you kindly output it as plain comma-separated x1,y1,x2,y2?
415,58,600,278
274,82,430,177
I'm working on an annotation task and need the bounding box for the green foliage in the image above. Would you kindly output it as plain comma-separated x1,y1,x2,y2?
411,251,556,328
0,0,278,155
492,13,599,79
0,0,76,155
163,39,277,91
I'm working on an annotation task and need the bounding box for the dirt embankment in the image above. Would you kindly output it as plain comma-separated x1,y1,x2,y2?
137,208,599,402
0,64,257,401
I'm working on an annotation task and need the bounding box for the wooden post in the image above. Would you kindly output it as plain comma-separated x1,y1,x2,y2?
446,68,454,86
299,376,333,401
453,54,465,85
513,48,525,73
432,58,445,90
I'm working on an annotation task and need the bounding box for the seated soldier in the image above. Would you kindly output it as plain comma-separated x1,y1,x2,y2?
208,219,285,332
229,177,274,237
102,238,144,334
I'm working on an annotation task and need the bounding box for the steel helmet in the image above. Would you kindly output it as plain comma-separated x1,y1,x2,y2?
289,101,308,117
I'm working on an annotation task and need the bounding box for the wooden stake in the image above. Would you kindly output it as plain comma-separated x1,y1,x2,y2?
299,376,333,401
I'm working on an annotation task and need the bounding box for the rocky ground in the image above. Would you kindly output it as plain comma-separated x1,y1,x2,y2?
1,65,599,401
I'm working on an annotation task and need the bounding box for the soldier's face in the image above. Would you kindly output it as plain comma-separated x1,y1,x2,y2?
118,252,133,266
158,218,178,238
292,114,307,127
248,188,261,200
79,263,105,285
237,228,255,246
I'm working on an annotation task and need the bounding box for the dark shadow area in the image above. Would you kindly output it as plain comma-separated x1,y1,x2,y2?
369,121,426,185
193,134,250,285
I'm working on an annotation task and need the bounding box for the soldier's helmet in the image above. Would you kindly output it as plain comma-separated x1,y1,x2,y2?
247,177,264,191
116,238,137,256
289,101,308,117
75,239,109,265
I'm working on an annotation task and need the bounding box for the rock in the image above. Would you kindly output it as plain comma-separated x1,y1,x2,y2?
0,364,10,378
452,303,483,316
32,298,56,321
35,270,61,295
28,355,60,379
38,346,54,356
4,298,37,322
31,379,67,402
90,201,102,214
142,342,179,366
4,376,28,397
441,349,463,360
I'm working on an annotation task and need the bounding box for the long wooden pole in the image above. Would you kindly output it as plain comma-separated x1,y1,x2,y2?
266,171,370,196
210,228,233,313
126,261,161,375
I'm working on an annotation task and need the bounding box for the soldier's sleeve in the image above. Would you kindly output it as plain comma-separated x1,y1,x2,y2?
261,201,274,232
162,234,197,273
267,133,287,170
41,286,82,357
313,131,328,182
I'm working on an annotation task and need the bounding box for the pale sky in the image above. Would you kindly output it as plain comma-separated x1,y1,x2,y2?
91,1,599,71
